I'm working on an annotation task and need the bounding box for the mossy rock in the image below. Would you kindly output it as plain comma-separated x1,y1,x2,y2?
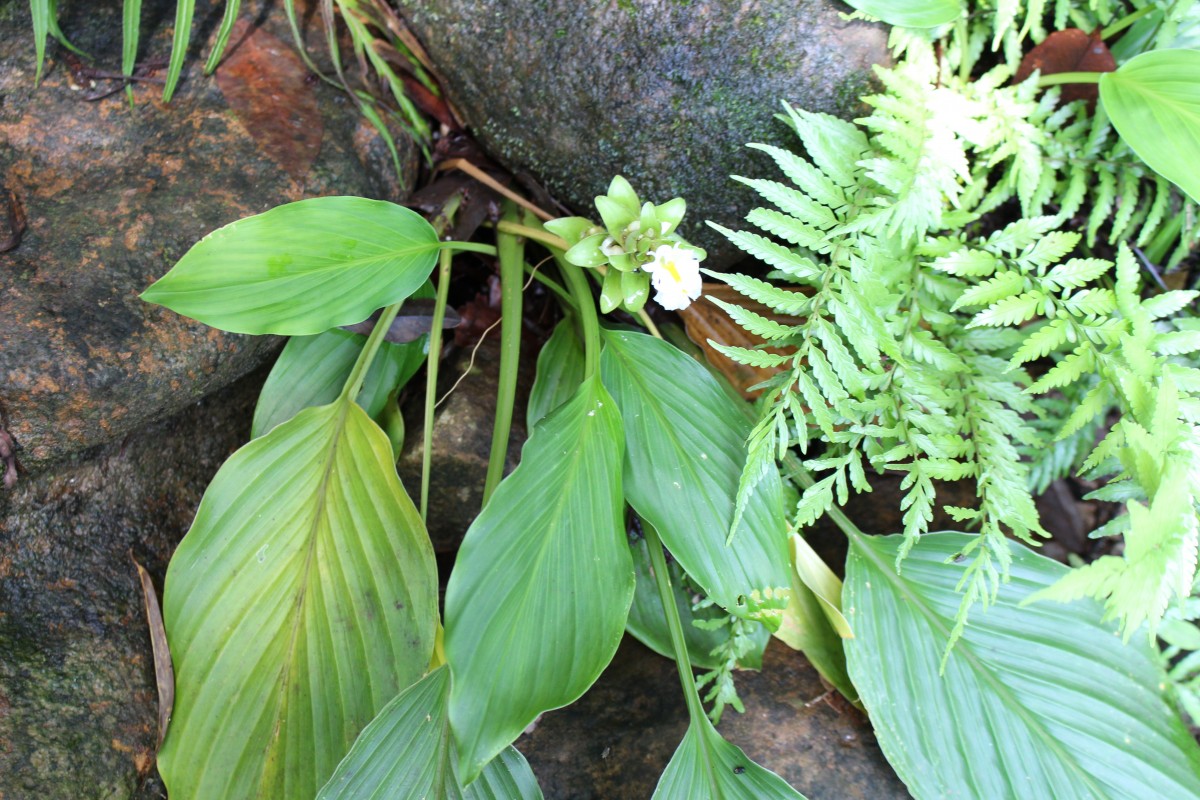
396,0,889,267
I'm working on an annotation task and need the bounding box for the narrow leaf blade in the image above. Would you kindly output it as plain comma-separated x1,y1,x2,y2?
316,667,543,800
1101,49,1200,204
652,717,807,799
600,329,792,629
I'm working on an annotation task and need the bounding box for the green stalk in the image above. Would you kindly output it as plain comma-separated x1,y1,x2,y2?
1101,5,1156,40
482,205,526,507
644,518,709,724
439,241,498,257
421,248,453,522
496,220,570,252
340,302,402,403
1037,71,1103,87
557,256,601,378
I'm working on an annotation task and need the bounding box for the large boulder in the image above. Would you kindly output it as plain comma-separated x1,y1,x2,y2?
0,0,417,472
395,0,889,266
0,367,265,799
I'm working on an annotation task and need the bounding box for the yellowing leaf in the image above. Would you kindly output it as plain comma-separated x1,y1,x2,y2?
158,398,438,798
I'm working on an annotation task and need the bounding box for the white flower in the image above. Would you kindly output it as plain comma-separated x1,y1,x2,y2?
644,244,702,311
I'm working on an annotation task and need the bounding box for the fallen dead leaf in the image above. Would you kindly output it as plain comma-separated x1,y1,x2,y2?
133,557,174,752
1015,29,1115,105
679,283,806,398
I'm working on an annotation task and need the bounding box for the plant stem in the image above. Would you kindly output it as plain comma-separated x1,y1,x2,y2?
1101,5,1156,40
526,261,577,309
1037,71,1103,87
496,220,571,252
340,302,402,403
637,309,663,339
439,241,497,257
644,518,709,724
558,256,601,378
483,205,526,507
421,248,453,522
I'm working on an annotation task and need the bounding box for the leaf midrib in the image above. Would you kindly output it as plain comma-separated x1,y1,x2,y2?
261,399,353,795
160,241,442,292
851,536,1111,799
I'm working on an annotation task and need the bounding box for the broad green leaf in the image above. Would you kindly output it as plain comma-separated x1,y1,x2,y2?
252,329,426,438
142,197,441,335
158,398,439,799
652,715,807,799
444,375,633,783
162,0,194,102
599,329,791,629
843,0,961,28
527,318,586,430
316,667,543,800
1101,49,1200,204
626,534,769,672
845,532,1200,800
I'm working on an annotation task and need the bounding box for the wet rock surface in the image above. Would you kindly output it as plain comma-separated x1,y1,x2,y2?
397,334,537,553
0,368,265,800
519,636,909,799
395,0,889,267
0,0,416,472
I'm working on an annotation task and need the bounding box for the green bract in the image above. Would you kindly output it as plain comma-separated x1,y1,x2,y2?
545,176,704,314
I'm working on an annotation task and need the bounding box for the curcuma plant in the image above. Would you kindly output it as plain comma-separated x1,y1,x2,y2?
140,183,809,798
128,2,1200,800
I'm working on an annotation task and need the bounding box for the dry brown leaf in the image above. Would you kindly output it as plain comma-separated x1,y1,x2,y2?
679,283,806,399
215,18,324,181
133,557,174,752
1014,29,1116,105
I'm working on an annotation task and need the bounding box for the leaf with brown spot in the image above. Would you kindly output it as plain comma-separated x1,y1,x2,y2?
1015,29,1116,104
133,557,173,751
215,18,324,181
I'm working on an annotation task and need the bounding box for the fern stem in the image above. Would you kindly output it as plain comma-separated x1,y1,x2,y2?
780,454,868,545
1101,5,1156,40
